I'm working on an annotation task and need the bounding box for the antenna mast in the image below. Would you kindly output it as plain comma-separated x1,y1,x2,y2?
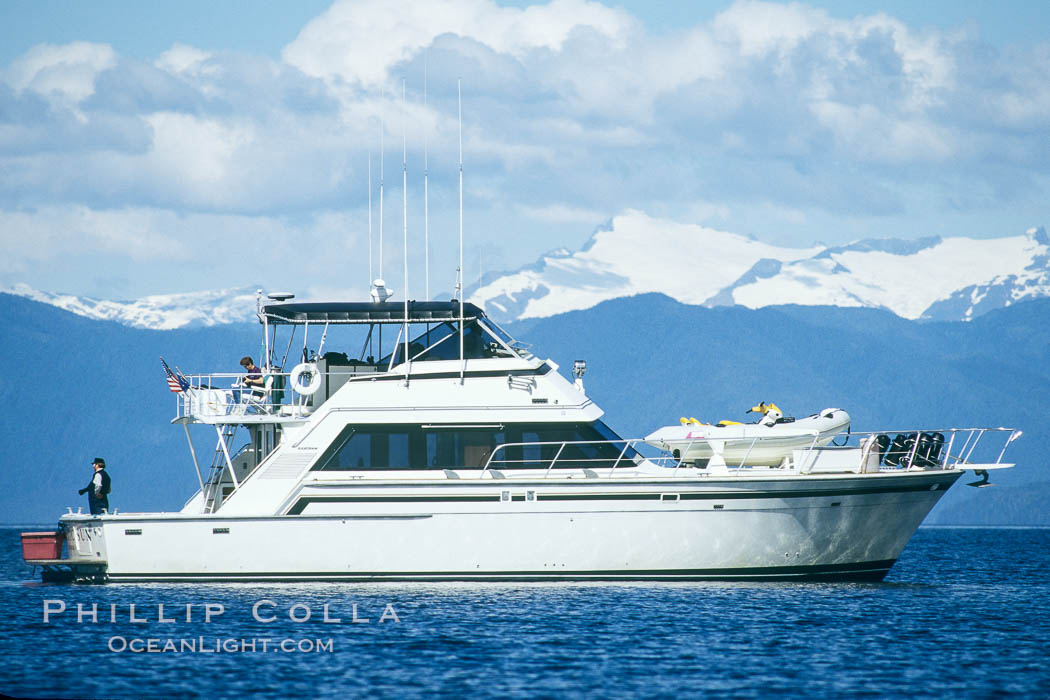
378,110,385,282
458,78,465,380
424,52,430,301
371,96,392,303
402,79,410,380
367,153,373,284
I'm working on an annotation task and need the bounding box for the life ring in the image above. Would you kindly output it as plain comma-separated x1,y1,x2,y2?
290,362,322,395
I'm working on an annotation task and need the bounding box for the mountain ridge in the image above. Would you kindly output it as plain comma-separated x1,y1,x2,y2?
470,213,1050,324
2,216,1047,330
1,282,260,329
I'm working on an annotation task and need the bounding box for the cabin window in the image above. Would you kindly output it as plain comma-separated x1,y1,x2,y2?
314,426,417,470
340,430,371,469
389,431,411,468
312,421,634,471
505,422,632,469
425,429,506,468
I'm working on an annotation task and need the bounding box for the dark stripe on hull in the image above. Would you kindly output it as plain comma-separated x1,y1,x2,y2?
286,477,955,514
287,494,499,514
104,559,896,583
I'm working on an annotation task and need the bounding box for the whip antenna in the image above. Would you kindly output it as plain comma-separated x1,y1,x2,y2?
379,111,384,281
402,79,410,379
424,51,430,301
458,78,465,380
371,96,391,303
367,153,373,284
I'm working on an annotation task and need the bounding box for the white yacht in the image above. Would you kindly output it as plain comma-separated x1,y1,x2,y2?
26,294,1019,582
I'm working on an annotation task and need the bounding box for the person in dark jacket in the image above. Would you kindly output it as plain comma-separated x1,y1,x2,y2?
78,457,111,515
232,356,265,406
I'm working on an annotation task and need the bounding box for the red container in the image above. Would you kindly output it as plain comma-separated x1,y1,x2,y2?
21,531,64,560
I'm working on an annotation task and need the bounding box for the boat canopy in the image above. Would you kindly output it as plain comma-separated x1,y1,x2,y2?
260,301,484,325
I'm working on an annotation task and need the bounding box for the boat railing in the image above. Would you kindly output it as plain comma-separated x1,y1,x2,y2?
480,427,1021,477
482,439,676,477
175,372,290,419
175,367,393,420
692,426,1021,474
825,427,1022,472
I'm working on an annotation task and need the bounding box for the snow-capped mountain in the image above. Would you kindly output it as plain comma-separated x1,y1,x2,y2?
468,211,1050,322
6,212,1047,328
469,210,823,321
727,229,1050,320
3,283,259,330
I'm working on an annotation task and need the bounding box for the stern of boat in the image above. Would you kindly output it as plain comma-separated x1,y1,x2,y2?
22,515,109,583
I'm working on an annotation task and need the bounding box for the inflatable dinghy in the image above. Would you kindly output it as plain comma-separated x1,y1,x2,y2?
645,404,851,467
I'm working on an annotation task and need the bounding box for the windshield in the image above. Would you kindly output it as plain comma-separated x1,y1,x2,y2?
379,320,518,366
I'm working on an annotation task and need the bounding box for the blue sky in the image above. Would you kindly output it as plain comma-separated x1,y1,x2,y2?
1,0,1047,301
5,1,1048,61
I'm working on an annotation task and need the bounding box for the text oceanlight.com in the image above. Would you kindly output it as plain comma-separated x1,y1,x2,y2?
107,637,334,654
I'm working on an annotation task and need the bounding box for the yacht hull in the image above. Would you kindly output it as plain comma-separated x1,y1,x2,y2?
60,470,959,582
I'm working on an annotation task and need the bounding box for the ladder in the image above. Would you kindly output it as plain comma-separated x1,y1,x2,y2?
202,424,238,513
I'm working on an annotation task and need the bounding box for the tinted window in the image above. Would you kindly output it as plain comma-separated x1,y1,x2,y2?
315,426,418,470
313,421,632,471
426,429,505,468
493,421,634,469
381,320,510,365
339,431,372,469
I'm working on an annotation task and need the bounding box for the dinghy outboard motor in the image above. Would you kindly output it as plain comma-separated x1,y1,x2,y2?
747,402,784,427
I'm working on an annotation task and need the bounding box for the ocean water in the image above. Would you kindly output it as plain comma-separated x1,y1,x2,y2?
1,527,1048,699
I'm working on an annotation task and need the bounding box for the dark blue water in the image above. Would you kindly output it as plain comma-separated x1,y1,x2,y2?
1,527,1048,699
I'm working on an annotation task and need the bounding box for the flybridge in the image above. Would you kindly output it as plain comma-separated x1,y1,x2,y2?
172,293,533,430
260,301,484,325
166,290,543,514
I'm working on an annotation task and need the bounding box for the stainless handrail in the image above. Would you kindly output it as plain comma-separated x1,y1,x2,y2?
484,439,648,477
815,427,1020,470
478,427,1020,477
177,367,388,418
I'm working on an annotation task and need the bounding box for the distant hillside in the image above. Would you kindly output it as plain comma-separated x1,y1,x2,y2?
0,291,1045,524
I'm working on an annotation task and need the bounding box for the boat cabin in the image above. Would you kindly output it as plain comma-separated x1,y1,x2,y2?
173,294,627,512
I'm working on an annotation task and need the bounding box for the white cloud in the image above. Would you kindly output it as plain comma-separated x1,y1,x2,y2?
516,203,606,224
713,0,828,57
713,2,955,100
283,0,635,88
0,206,189,263
143,112,257,207
0,204,374,299
155,44,213,75
3,41,117,104
810,102,954,162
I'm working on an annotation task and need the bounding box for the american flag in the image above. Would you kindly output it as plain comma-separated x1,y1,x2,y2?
160,356,189,393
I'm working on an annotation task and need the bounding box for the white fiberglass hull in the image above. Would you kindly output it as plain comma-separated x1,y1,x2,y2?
60,469,958,582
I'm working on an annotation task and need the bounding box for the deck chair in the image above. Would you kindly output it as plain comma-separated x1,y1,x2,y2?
235,375,274,415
